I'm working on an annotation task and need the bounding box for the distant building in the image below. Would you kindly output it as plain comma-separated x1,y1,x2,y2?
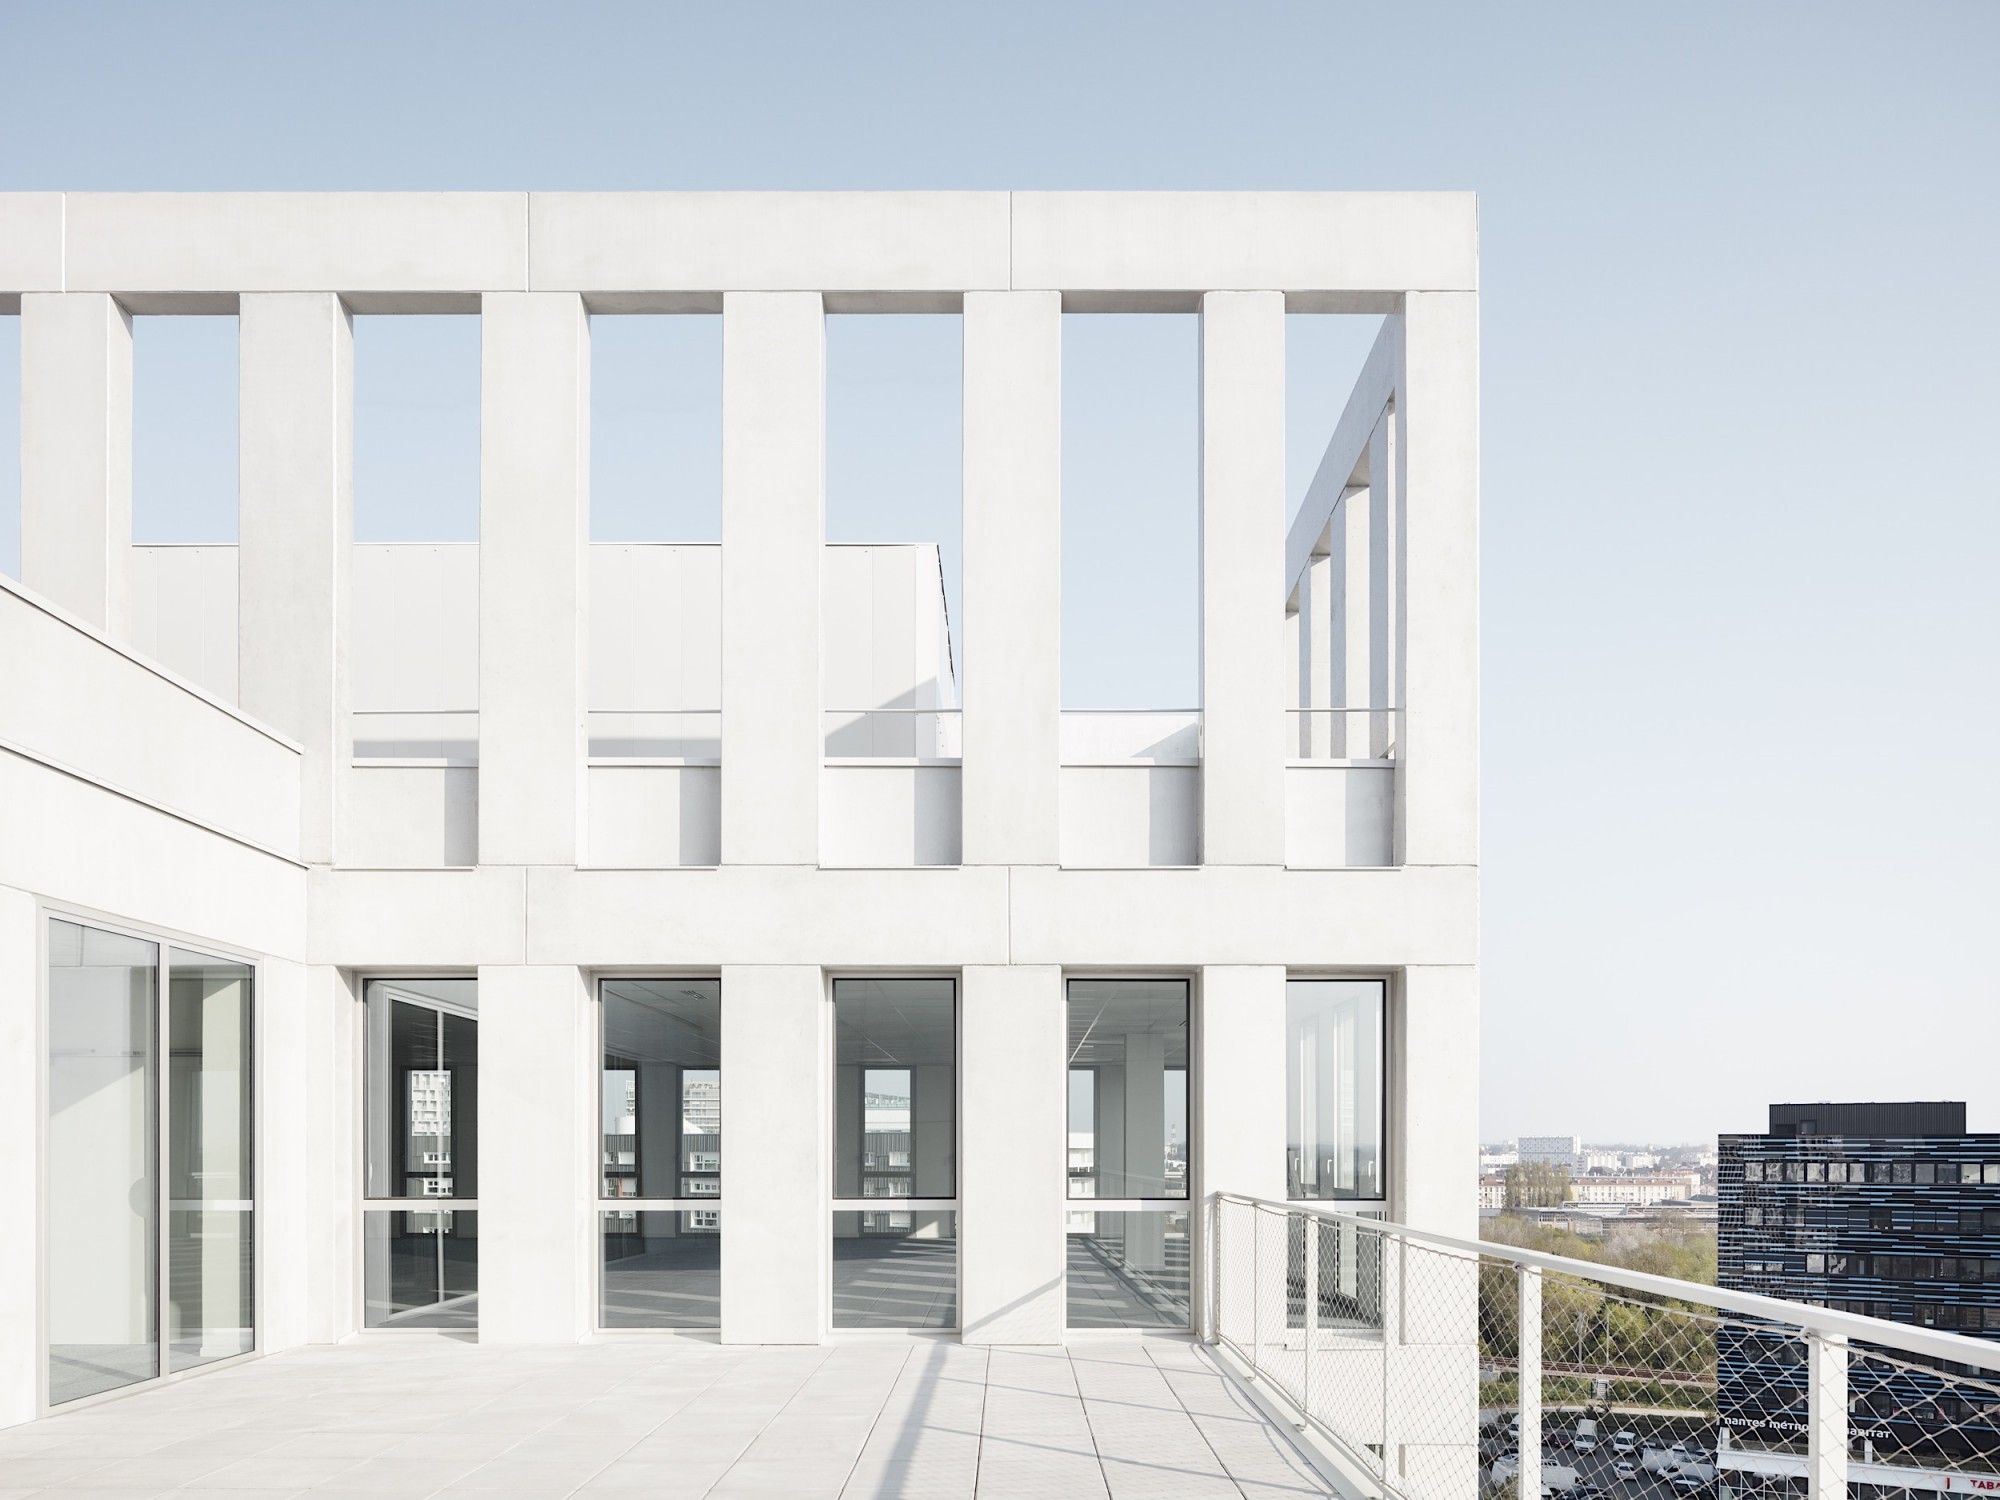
1518,1135,1583,1169
1718,1102,2000,1494
1569,1173,1702,1207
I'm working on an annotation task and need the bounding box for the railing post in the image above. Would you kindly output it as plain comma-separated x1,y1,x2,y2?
1518,1265,1542,1498
1807,1331,1848,1500
1301,1211,1318,1431
1250,1204,1262,1380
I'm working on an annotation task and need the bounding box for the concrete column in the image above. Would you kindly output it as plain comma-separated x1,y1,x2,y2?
1305,547,1335,757
721,294,823,866
960,964,1063,1344
961,291,1061,865
1199,291,1287,865
1368,411,1398,760
1122,1031,1168,1270
1395,295,1478,866
238,295,352,864
1394,966,1477,1238
20,293,133,637
1197,966,1287,1205
478,964,591,1343
306,967,358,1343
720,965,826,1342
1339,482,1371,758
0,887,37,1427
257,957,310,1352
479,293,589,867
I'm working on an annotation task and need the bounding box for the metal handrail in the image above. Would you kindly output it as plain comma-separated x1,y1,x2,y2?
1214,1192,2000,1375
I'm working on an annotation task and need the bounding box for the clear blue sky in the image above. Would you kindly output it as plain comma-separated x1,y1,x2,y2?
1,1,1994,1143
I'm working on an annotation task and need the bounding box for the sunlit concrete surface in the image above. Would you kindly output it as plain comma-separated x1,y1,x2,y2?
0,1338,1334,1499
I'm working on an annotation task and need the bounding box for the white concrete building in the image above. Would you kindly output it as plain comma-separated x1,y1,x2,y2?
0,191,1478,1430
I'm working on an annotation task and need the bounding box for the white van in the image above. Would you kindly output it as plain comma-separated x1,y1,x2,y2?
1575,1418,1599,1454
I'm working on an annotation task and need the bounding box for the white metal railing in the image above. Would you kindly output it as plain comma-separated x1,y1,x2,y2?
1060,709,1201,764
589,709,720,760
823,708,962,760
1288,707,1400,761
1210,1195,2000,1500
352,709,478,762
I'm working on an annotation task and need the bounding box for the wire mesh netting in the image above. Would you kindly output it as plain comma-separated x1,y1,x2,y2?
1211,1198,2000,1500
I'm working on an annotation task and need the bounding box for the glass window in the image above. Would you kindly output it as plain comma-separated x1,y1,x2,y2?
601,980,721,1201
1065,1210,1190,1329
1066,979,1190,1330
47,921,160,1404
362,979,478,1328
1285,979,1384,1201
1066,979,1188,1201
363,1211,478,1329
364,979,478,1200
166,948,253,1372
831,979,957,1330
1744,1161,1763,1182
601,1210,720,1329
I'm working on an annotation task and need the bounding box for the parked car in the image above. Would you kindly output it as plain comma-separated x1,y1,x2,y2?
1613,1460,1638,1481
1612,1430,1637,1455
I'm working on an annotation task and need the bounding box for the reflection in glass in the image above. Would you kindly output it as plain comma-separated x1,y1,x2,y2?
1285,979,1384,1201
600,1211,720,1328
364,979,478,1200
1066,980,1188,1200
1066,1210,1190,1329
167,949,254,1371
47,921,160,1403
601,980,721,1200
363,1210,479,1328
832,979,955,1199
832,1211,957,1329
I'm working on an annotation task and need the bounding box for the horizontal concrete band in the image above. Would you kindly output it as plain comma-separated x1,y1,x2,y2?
0,191,1478,304
306,862,1479,970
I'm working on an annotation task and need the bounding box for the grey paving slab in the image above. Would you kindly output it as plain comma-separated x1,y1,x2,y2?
6,1337,1333,1498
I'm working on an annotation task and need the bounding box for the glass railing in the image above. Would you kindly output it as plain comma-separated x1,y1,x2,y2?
1286,707,1398,760
1059,709,1201,764
352,710,478,762
588,710,720,761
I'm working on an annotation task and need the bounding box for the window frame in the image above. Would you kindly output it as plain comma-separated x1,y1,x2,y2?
38,904,263,1414
594,975,724,1335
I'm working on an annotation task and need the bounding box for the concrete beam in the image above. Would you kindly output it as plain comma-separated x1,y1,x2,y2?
0,193,64,305
1012,193,1479,299
61,193,527,296
530,192,1009,295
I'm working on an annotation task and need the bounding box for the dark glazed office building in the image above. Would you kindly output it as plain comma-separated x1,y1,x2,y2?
1718,1102,2000,1490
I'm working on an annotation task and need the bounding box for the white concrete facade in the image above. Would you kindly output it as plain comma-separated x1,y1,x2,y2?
0,192,1477,1428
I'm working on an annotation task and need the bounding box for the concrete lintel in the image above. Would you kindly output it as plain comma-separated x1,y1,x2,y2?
529,191,1011,294
115,292,242,316
0,193,64,294
339,291,484,315
62,192,529,295
1013,191,1479,297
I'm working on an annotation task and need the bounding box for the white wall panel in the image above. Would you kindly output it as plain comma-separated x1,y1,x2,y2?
819,766,961,868
132,546,239,701
340,766,477,869
585,765,720,868
1059,766,1199,868
1285,765,1395,868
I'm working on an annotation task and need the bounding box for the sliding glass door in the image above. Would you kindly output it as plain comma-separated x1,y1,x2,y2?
47,919,255,1406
